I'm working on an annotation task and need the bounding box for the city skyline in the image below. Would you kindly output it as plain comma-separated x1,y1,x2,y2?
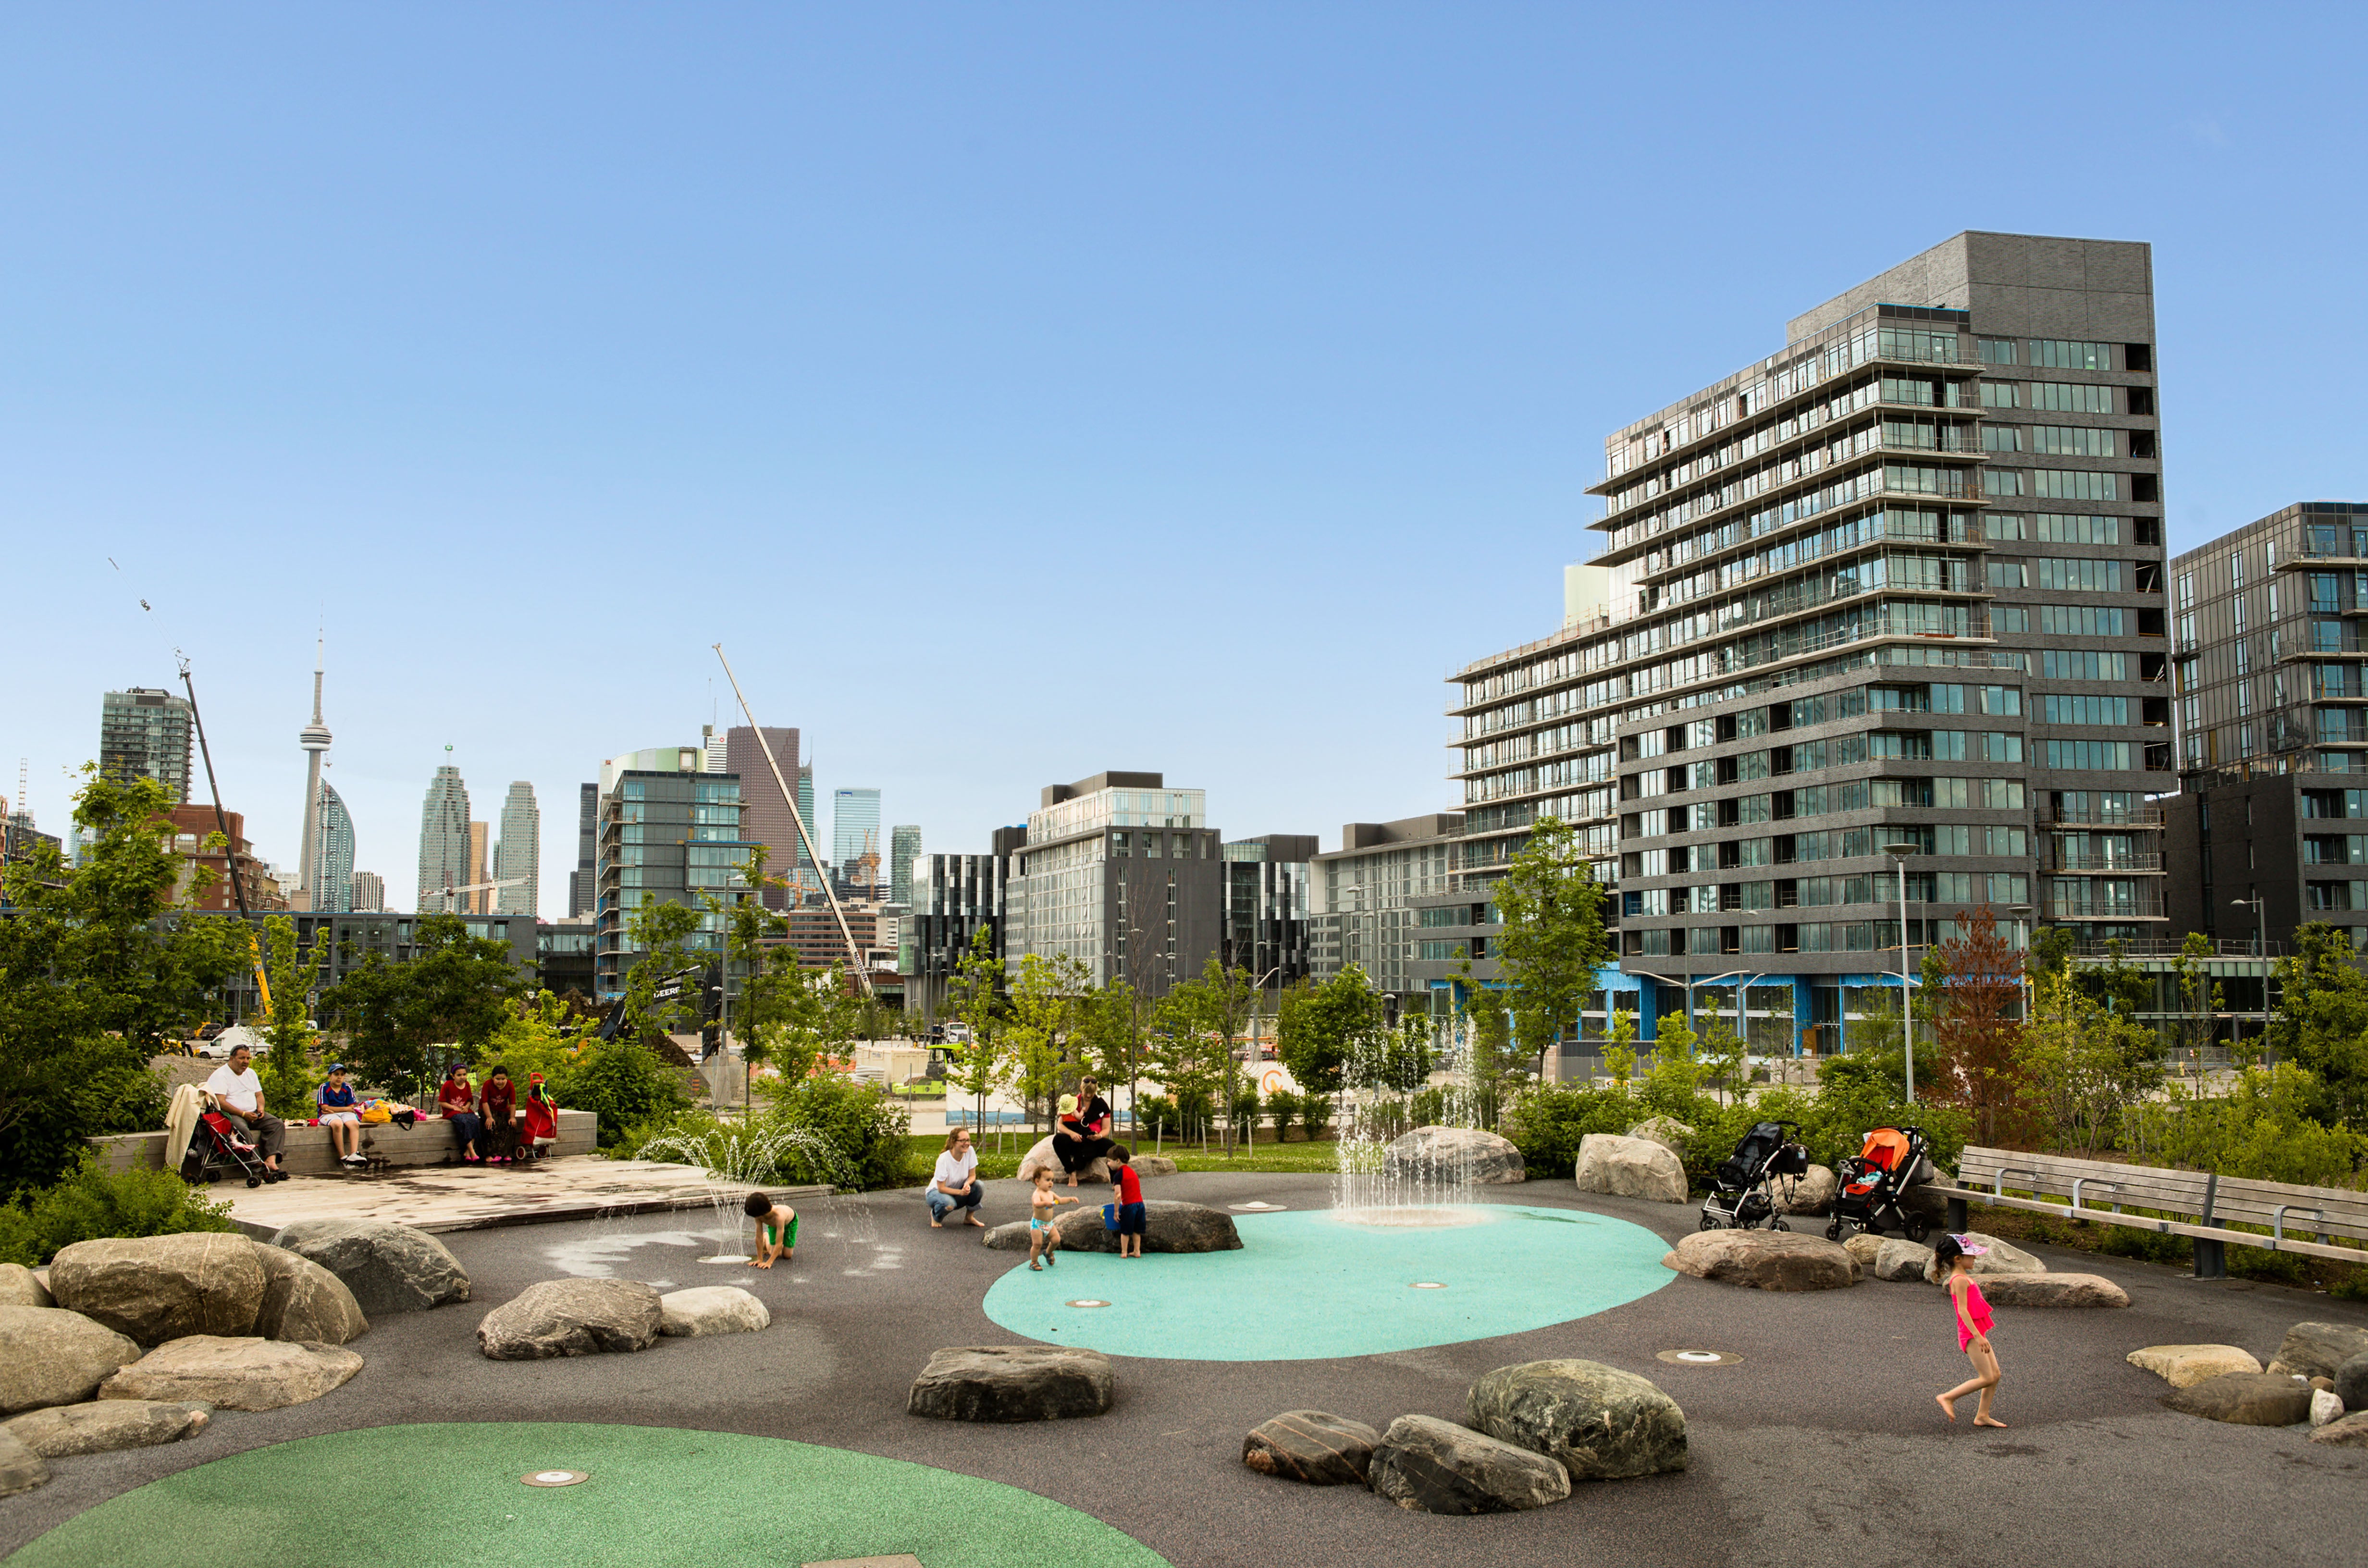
10,12,2366,900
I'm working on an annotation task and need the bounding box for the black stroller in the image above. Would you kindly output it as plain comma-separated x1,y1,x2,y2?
1825,1125,1936,1242
1697,1119,1809,1231
179,1110,271,1188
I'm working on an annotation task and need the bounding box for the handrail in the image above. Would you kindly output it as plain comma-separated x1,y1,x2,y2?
2274,1204,2330,1246
1994,1166,2036,1200
2071,1178,2118,1215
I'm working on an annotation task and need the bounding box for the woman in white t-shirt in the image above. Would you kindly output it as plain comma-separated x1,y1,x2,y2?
927,1128,986,1227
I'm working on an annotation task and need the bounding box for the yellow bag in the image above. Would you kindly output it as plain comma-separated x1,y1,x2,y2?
360,1102,394,1124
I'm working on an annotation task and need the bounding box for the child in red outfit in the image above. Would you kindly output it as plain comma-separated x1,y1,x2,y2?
1110,1145,1147,1259
1935,1233,2006,1427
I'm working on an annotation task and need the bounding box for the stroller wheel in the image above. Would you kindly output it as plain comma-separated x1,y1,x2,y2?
1698,1210,1721,1231
1825,1219,1842,1241
1770,1218,1789,1232
246,1176,262,1188
1905,1214,1931,1243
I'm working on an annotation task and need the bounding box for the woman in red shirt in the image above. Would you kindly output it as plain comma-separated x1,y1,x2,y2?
436,1066,485,1164
478,1066,519,1164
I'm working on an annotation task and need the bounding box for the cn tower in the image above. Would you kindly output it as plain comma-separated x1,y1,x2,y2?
296,636,332,907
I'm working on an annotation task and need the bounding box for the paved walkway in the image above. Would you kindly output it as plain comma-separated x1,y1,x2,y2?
221,1155,828,1237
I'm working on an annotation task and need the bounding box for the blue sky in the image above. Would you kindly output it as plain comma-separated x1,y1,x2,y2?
7,5,2365,909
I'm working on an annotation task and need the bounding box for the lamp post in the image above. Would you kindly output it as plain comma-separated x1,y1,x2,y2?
2008,903,2035,1025
1243,965,1283,1154
2231,895,2267,1054
1884,843,1923,1103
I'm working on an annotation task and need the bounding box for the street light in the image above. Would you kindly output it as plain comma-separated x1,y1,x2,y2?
2008,904,2035,1025
2231,895,2267,1054
1242,965,1284,1155
1884,843,1923,1103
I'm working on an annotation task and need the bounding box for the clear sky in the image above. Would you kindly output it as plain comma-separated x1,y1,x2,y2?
7,5,2365,910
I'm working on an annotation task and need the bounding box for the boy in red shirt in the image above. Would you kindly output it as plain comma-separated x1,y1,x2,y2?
1110,1145,1147,1258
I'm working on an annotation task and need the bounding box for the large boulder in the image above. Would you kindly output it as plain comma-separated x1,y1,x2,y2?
1575,1134,1687,1204
251,1246,368,1346
1874,1240,1935,1283
983,1200,1240,1255
1384,1126,1526,1186
2127,1345,2265,1389
2334,1351,2368,1413
0,1306,143,1415
1241,1409,1379,1486
2159,1372,2314,1427
1978,1273,2128,1309
1130,1155,1178,1177
1623,1116,1694,1160
1773,1164,1837,1216
48,1234,267,1346
5,1399,211,1457
907,1346,1114,1422
2266,1321,2368,1381
0,1266,52,1310
1369,1414,1571,1515
2312,1410,2368,1448
1468,1358,1687,1481
99,1335,362,1410
271,1220,469,1316
477,1279,662,1360
1922,1233,2045,1283
659,1286,770,1338
1663,1230,1859,1291
1841,1232,1885,1268
0,1431,46,1497
1015,1135,1112,1185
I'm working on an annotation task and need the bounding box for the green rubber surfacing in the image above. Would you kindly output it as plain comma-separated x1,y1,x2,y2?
983,1204,1674,1360
11,1422,1171,1568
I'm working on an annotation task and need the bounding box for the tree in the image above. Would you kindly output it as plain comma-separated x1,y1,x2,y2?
1357,1017,1436,1095
1449,963,1527,1125
617,895,708,1043
259,916,327,1116
946,923,1006,1136
1926,907,2027,1146
1004,953,1095,1133
1156,960,1258,1151
320,912,524,1095
0,770,247,1187
2267,922,2368,1129
1075,980,1142,1125
1600,1003,1639,1085
2171,929,2224,1069
1275,966,1382,1101
2026,923,2076,981
2015,968,2165,1157
1491,816,1615,1073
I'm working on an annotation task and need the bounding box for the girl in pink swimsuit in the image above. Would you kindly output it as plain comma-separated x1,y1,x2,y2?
1934,1233,2006,1427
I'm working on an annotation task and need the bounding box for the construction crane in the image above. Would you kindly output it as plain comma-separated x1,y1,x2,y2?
431,876,527,915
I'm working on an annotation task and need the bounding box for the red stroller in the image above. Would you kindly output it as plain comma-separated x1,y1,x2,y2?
179,1110,271,1188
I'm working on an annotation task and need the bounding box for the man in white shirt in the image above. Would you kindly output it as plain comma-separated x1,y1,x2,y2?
203,1044,288,1181
926,1128,985,1227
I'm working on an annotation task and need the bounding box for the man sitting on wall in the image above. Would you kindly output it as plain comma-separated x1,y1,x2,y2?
204,1043,289,1182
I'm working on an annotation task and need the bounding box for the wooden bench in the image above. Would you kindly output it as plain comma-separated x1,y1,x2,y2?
92,1109,599,1180
1931,1144,2368,1279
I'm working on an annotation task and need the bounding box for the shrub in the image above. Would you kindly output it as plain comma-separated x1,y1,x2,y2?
1173,1087,1214,1139
763,1075,914,1190
1135,1096,1178,1140
1228,1087,1260,1133
1265,1089,1300,1141
551,1039,695,1150
1298,1092,1334,1140
0,1049,171,1195
0,1156,237,1267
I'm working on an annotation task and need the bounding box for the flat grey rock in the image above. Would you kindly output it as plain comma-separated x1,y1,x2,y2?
4,1398,211,1457
982,1200,1240,1255
271,1220,469,1316
2159,1372,2313,1426
2310,1409,2368,1447
1873,1239,1935,1283
477,1279,662,1360
0,1431,47,1496
251,1245,368,1345
2126,1344,2263,1389
1922,1232,2044,1281
2266,1321,2368,1381
907,1346,1113,1422
1468,1358,1687,1481
0,1306,144,1415
1369,1413,1571,1514
1383,1126,1526,1185
48,1234,266,1346
99,1335,362,1410
659,1286,771,1337
1242,1409,1380,1485
1978,1272,2128,1308
1664,1230,1858,1291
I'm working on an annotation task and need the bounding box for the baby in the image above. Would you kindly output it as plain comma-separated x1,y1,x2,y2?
1028,1168,1078,1271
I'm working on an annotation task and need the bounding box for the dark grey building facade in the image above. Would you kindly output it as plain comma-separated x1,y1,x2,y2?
1003,771,1223,999
902,851,1011,1022
1221,834,1316,989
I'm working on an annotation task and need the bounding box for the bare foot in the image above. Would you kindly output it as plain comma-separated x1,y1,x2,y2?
966,1215,987,1227
930,1220,944,1229
1936,1394,1957,1422
1974,1416,2007,1428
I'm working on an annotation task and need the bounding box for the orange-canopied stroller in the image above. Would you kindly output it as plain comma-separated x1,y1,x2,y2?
1825,1125,1936,1242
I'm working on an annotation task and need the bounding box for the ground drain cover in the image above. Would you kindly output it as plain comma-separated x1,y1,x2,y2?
1067,1299,1110,1309
1229,1201,1285,1211
699,1255,752,1265
1655,1349,1740,1366
520,1470,589,1486
1408,1281,1448,1290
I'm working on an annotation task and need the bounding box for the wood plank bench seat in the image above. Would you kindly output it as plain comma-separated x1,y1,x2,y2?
1930,1144,2368,1277
91,1109,599,1180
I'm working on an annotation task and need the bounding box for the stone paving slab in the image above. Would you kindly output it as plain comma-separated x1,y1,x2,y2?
221,1156,829,1237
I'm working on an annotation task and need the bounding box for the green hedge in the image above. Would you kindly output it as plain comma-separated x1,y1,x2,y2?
0,1156,239,1267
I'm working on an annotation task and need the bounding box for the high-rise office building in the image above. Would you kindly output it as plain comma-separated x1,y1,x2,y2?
1449,232,2170,1049
295,638,333,908
833,788,882,893
162,807,288,912
797,767,817,888
723,726,804,908
570,782,597,917
311,782,355,913
496,781,540,916
1223,835,1317,989
1003,771,1223,998
1307,815,1468,1013
593,744,758,999
349,870,386,912
417,764,472,913
99,688,194,804
903,851,1010,1021
889,824,923,906
2163,501,2368,954
467,821,492,913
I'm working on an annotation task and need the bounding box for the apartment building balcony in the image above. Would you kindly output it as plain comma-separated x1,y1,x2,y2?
2035,802,2164,828
2040,849,2169,874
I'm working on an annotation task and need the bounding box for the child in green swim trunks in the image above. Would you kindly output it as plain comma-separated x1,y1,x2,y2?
743,1191,798,1269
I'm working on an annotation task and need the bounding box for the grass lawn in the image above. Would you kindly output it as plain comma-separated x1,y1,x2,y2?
895,1132,1349,1184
